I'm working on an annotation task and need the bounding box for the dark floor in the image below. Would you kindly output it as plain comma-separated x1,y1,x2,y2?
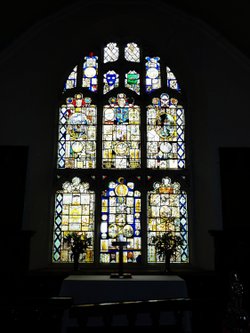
1,267,250,332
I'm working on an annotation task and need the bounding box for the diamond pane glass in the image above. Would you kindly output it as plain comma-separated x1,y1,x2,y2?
147,93,185,169
52,177,95,263
57,94,97,169
104,42,119,63
125,43,140,62
147,177,188,263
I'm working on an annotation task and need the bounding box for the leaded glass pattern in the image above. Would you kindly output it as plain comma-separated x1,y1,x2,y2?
167,66,181,92
145,57,161,92
147,93,185,169
103,70,119,94
125,43,140,62
65,66,77,90
125,70,140,95
102,93,141,169
147,177,188,263
82,55,98,92
104,42,119,63
57,94,97,169
100,177,141,263
53,177,95,263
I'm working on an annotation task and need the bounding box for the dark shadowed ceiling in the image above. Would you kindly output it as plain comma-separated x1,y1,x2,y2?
1,0,250,59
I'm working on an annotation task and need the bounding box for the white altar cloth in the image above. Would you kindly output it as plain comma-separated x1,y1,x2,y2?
59,274,191,331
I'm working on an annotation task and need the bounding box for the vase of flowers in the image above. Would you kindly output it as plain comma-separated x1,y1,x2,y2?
150,231,183,273
63,232,91,271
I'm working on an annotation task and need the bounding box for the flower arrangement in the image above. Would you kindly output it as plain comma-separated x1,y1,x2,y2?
63,232,91,270
150,231,183,272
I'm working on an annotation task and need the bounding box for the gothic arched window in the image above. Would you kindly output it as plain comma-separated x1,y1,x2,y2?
52,41,189,268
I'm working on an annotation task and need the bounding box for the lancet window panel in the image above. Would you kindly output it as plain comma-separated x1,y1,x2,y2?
100,177,141,264
147,177,188,264
57,94,97,169
53,177,95,263
102,93,141,169
147,93,185,169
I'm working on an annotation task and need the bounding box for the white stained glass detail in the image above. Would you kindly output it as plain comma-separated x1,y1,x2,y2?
147,177,188,264
65,66,77,90
53,177,95,263
167,66,181,92
104,70,119,94
125,70,140,95
82,55,98,92
147,94,185,169
145,57,161,92
102,94,141,169
104,43,119,63
125,43,140,62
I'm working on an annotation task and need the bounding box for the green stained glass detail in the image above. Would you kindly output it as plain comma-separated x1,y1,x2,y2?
100,177,141,264
52,177,95,263
125,71,140,95
147,177,188,264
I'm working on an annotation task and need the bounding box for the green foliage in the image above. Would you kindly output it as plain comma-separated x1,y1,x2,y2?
150,232,183,261
63,232,91,261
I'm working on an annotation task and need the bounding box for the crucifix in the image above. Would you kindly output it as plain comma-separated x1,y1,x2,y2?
110,239,132,278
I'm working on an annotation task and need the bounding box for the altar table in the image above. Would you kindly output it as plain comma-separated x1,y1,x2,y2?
59,274,191,331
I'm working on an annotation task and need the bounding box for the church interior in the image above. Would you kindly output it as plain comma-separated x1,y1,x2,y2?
1,0,250,331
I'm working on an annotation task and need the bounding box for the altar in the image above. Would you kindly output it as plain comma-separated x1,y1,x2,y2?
59,274,191,331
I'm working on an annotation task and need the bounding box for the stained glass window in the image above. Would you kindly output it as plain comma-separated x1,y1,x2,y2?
54,41,189,267
125,70,140,94
145,56,161,92
65,66,77,90
125,43,140,62
102,93,141,169
82,55,98,92
57,94,97,169
53,177,95,263
104,42,119,63
100,177,141,263
167,66,181,92
147,93,185,169
104,70,119,94
147,177,188,263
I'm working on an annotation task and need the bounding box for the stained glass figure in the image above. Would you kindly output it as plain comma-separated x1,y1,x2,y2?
147,177,188,263
167,66,181,92
125,43,140,62
104,42,119,63
125,70,140,95
102,93,141,169
145,57,161,92
82,54,98,92
64,66,77,90
147,93,185,169
104,70,119,94
57,94,97,169
100,177,141,263
53,177,95,263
